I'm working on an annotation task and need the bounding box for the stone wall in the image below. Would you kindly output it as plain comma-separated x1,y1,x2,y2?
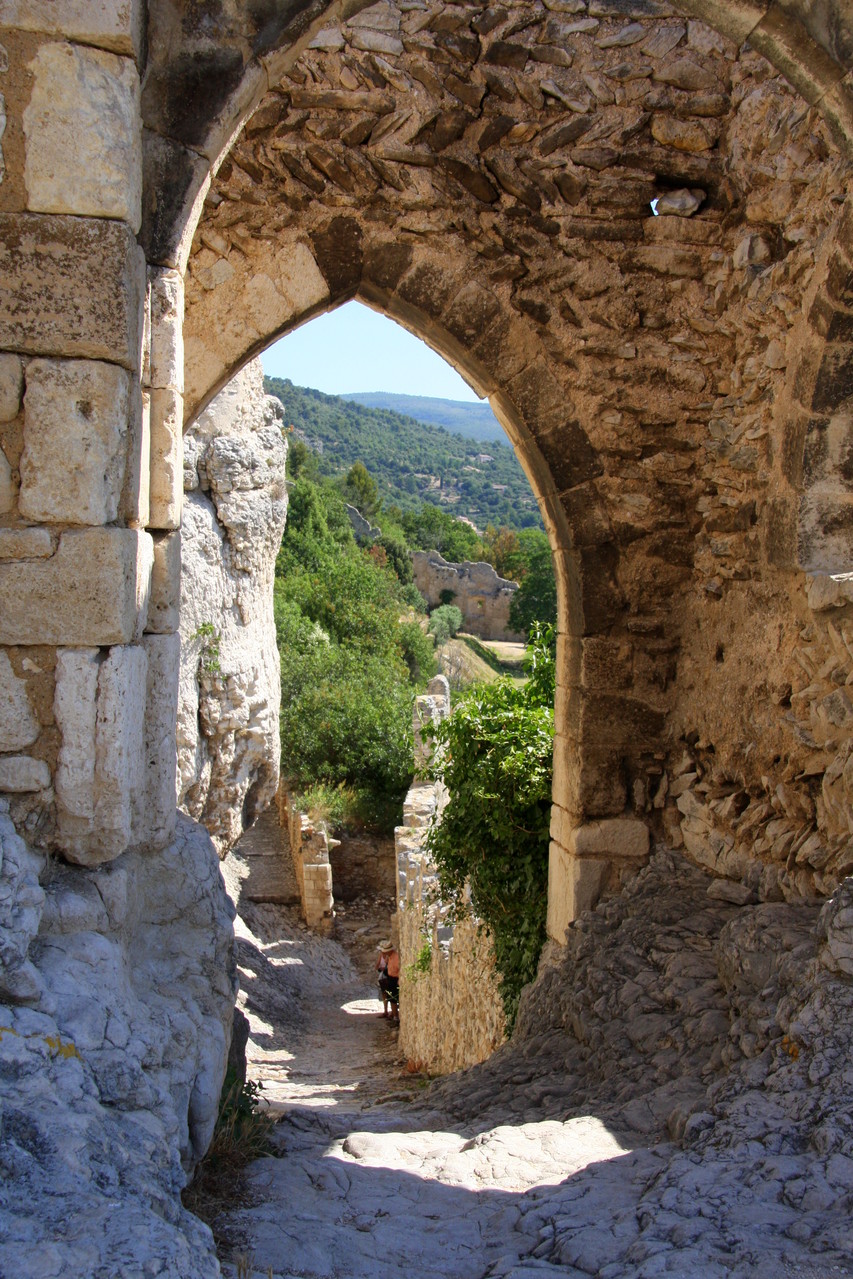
279,788,336,934
330,831,396,902
3,0,853,1271
413,550,523,642
178,358,288,855
397,679,507,1074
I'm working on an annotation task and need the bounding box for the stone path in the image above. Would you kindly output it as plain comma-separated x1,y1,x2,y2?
214,851,853,1279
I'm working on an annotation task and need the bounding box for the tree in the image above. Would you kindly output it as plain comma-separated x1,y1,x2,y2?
481,525,522,580
342,460,381,520
509,531,557,634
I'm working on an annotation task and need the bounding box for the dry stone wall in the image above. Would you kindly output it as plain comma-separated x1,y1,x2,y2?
178,357,288,855
397,679,507,1074
413,549,523,641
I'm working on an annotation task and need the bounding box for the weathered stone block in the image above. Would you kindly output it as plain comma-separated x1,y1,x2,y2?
23,43,141,230
87,644,147,864
149,386,183,530
135,633,179,850
0,214,145,369
0,528,52,558
0,353,24,422
148,531,181,634
119,382,149,528
19,358,130,525
0,527,152,645
568,817,650,860
148,269,184,391
0,650,39,752
54,647,99,832
0,448,16,514
0,0,144,57
546,841,609,941
0,755,50,791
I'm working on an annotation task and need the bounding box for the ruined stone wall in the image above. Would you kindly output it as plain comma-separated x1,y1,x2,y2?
279,787,336,933
178,357,288,855
180,0,853,936
397,680,506,1074
412,550,524,641
2,0,853,1271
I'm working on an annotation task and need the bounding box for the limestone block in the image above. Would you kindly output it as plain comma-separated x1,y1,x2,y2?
58,643,148,865
0,214,145,369
148,531,181,634
0,527,152,645
0,449,16,514
0,353,24,421
0,650,39,752
0,528,52,558
19,358,130,524
54,648,99,832
149,386,183,530
135,633,179,850
23,43,142,230
119,381,149,528
148,269,184,392
546,841,610,941
568,818,650,861
0,0,144,57
0,754,50,791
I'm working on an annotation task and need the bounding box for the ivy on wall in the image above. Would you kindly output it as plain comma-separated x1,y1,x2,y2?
423,625,555,1028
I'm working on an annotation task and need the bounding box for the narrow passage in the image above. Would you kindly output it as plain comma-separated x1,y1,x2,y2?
214,828,853,1279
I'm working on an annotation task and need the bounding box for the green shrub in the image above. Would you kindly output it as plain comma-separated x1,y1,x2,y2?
274,470,432,832
423,624,555,1029
428,604,464,646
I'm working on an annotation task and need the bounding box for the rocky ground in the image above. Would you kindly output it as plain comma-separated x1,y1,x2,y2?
208,842,853,1279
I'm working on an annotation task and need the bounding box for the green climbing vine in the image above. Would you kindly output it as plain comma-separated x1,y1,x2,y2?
192,621,221,675
423,624,555,1029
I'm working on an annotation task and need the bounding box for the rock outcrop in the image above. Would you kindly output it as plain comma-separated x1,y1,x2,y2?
413,551,523,642
178,359,289,855
0,806,235,1279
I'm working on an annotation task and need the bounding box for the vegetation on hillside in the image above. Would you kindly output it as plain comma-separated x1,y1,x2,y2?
342,391,506,445
274,469,435,832
266,377,541,532
422,626,555,1029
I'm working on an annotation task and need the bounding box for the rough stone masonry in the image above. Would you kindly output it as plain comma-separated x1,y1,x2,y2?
1,0,853,1273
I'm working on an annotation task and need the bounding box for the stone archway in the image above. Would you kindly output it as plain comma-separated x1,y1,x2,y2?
173,0,853,933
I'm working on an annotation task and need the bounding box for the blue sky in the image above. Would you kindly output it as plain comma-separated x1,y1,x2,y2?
261,299,482,402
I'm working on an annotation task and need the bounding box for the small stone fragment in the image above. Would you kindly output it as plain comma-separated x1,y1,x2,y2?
653,187,704,216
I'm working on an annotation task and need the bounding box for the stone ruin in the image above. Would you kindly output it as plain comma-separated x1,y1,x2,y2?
1,0,853,1271
412,548,525,640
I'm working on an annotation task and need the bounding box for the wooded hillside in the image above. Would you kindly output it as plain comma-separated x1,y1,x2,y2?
265,377,541,532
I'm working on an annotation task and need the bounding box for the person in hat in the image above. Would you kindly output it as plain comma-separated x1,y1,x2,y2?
376,940,400,1021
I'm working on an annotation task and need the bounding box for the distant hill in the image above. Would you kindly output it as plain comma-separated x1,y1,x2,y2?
265,377,541,532
342,392,507,445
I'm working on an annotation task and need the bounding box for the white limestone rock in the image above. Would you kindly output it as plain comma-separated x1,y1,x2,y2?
178,358,288,853
0,813,235,1278
22,41,142,229
0,806,44,1002
0,650,39,752
19,357,130,525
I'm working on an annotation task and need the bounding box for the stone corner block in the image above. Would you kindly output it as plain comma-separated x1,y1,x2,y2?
23,41,142,231
0,527,152,646
19,358,131,525
567,818,651,861
0,213,145,370
0,0,145,58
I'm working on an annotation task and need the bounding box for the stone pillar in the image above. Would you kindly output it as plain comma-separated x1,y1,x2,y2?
0,9,164,863
546,553,658,942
